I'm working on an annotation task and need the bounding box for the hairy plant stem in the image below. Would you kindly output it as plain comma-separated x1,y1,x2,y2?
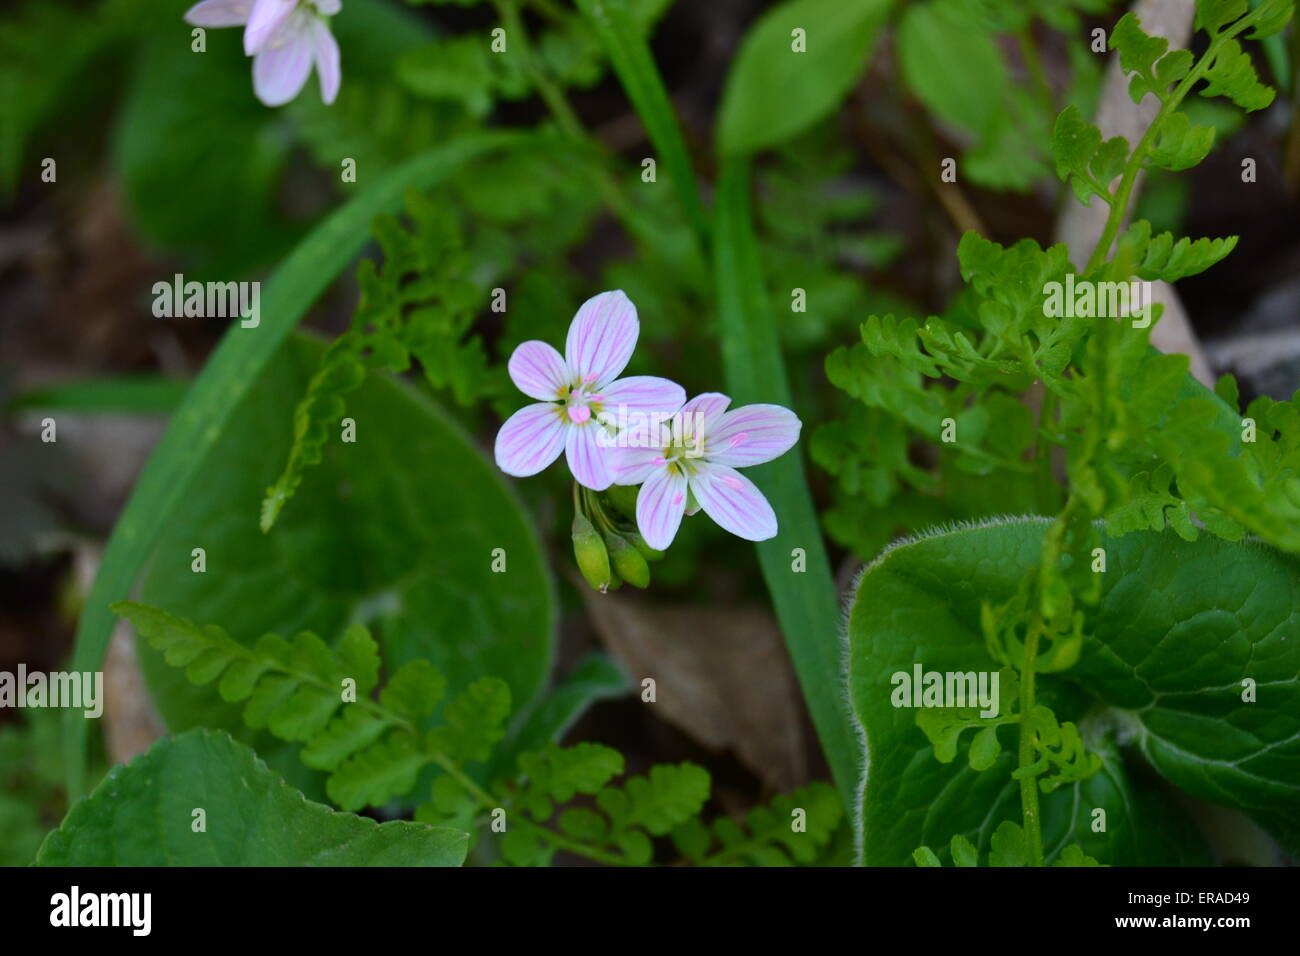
1016,8,1272,865
1033,386,1059,514
1016,614,1045,866
1015,493,1077,867
1083,13,1262,274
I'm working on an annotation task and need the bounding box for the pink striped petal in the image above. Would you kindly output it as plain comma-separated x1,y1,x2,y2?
679,392,731,432
690,464,777,542
508,340,569,401
608,446,663,487
706,403,801,468
310,18,340,105
566,424,612,490
184,0,253,28
598,375,685,417
636,467,689,551
315,0,342,14
244,0,296,54
251,18,314,106
564,290,638,387
494,403,566,477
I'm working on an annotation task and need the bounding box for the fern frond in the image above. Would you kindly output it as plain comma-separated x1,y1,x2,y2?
674,782,844,866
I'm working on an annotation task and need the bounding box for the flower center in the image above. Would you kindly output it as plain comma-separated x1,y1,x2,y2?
562,377,604,426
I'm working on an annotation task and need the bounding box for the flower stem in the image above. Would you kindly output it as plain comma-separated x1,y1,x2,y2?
1016,613,1044,866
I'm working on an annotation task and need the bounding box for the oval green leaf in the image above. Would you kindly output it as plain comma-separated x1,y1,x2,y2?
133,334,555,754
717,0,892,156
846,519,1300,864
38,729,468,866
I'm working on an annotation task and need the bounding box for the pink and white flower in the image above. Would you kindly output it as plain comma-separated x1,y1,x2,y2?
184,0,341,107
608,392,802,550
494,291,686,491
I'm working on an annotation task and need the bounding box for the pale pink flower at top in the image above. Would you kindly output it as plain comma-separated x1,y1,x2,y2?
495,291,686,491
184,0,342,107
608,392,802,551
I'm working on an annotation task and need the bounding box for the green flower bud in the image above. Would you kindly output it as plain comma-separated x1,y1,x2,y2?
605,531,650,588
605,484,640,520
622,531,664,562
572,513,611,591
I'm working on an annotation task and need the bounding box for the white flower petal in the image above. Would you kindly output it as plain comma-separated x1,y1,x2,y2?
244,0,296,54
494,403,566,477
310,17,340,105
679,392,730,432
690,464,778,542
251,18,314,106
706,403,802,468
566,424,612,490
598,375,685,418
564,290,638,387
507,340,569,401
608,446,663,487
636,467,688,551
184,0,253,28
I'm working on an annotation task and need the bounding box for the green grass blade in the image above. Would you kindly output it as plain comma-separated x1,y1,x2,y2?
63,132,522,797
714,156,857,802
9,376,192,415
574,0,709,247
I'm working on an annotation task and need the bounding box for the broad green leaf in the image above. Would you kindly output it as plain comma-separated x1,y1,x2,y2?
114,16,296,274
65,132,523,797
715,158,858,802
1070,531,1300,855
717,0,892,155
132,334,555,756
844,519,1284,864
897,0,1008,135
37,729,467,866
